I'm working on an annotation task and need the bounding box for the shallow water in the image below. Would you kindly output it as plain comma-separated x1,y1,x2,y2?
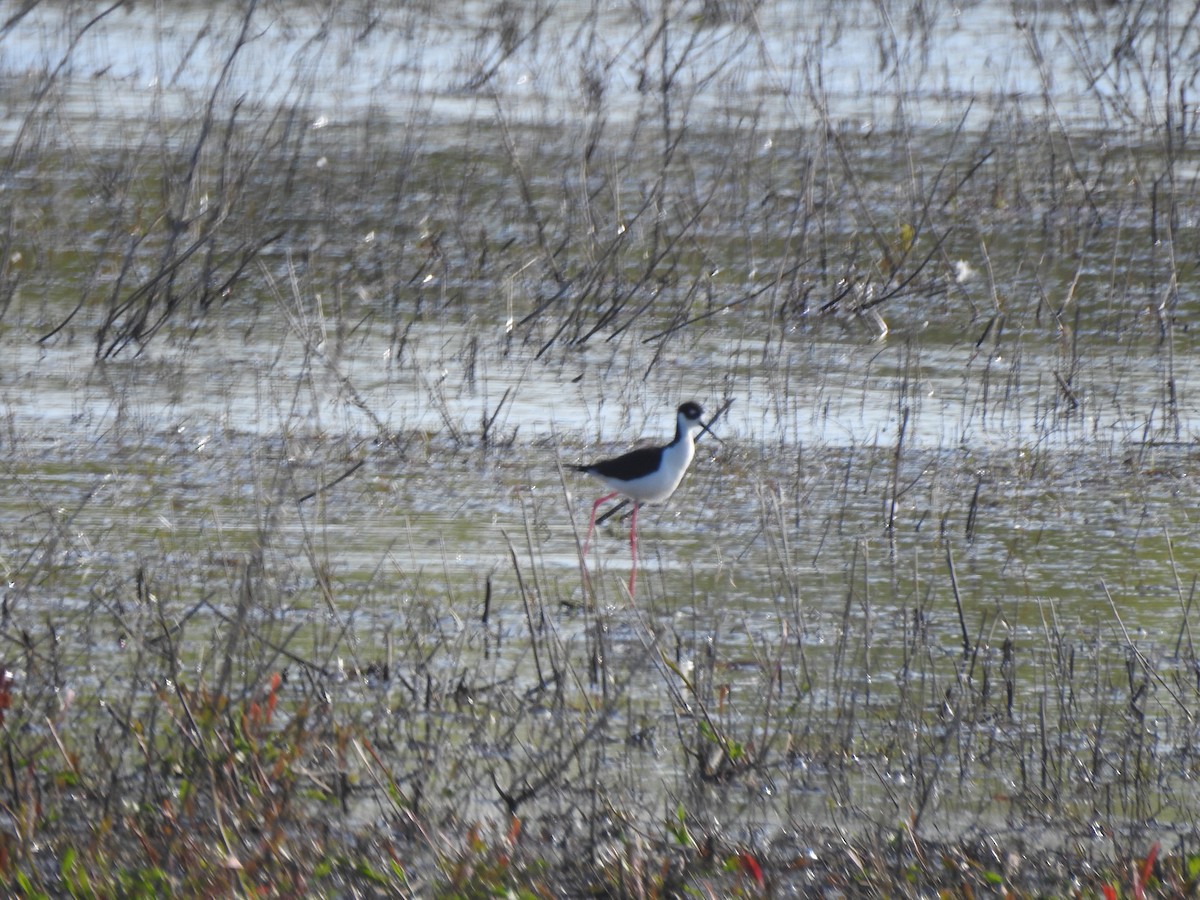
2,0,1175,138
3,0,1200,854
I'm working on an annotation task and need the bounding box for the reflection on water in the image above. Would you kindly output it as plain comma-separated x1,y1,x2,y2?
2,0,1180,138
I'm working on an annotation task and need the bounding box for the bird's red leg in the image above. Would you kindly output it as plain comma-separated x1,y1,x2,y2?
582,492,618,557
628,502,640,596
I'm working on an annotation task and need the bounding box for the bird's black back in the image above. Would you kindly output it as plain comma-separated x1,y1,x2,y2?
577,444,666,480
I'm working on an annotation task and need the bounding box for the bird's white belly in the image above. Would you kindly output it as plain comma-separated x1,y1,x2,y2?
600,440,695,503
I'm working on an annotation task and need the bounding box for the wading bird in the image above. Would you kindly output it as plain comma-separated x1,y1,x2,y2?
572,401,719,595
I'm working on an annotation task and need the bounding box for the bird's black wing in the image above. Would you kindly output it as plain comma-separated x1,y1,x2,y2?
581,445,664,479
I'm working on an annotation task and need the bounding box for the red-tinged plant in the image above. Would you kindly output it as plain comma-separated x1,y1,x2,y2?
242,672,284,738
1134,842,1159,900
0,666,12,727
738,851,764,888
264,672,281,725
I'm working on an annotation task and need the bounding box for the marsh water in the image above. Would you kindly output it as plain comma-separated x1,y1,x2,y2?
4,0,1200,856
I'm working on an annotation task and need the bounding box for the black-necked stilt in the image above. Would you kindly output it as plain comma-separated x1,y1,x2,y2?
572,401,720,595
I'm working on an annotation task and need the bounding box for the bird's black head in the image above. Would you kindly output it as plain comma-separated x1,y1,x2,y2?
677,401,722,443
